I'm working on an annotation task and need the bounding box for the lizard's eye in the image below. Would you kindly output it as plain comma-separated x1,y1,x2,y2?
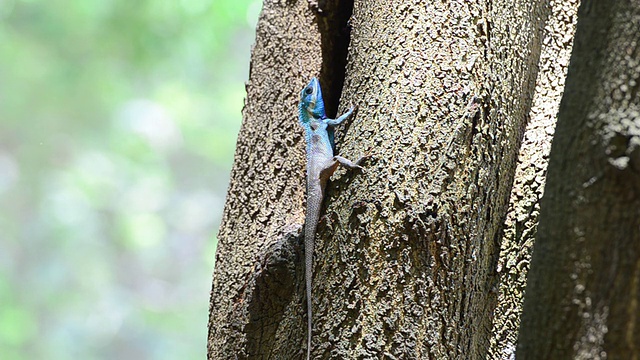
304,86,313,95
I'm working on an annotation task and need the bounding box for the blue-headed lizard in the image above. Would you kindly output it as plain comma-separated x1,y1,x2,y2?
298,77,367,359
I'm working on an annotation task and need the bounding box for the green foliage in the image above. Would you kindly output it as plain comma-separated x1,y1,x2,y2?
0,0,260,358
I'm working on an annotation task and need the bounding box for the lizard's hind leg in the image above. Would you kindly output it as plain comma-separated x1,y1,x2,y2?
333,155,368,171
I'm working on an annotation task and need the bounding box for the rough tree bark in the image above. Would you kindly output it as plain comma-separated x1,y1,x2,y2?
489,0,580,358
517,0,640,358
206,1,323,358
209,0,547,358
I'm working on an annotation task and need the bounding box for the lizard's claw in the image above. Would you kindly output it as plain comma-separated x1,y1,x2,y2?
356,154,371,166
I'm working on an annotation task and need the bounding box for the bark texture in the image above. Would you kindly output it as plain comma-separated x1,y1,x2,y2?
517,0,640,358
208,0,359,357
207,1,321,358
210,0,550,358
308,0,545,358
489,0,580,358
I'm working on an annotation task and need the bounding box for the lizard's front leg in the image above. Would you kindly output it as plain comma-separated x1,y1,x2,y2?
326,105,357,126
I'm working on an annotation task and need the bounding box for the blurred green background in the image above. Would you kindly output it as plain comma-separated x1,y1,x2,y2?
0,0,260,358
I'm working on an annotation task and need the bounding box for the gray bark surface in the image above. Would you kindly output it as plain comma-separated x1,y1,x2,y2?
209,0,550,358
517,0,640,358
207,1,320,358
310,0,545,358
489,0,580,358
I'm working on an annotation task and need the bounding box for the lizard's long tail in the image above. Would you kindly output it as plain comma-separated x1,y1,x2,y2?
306,222,314,360
305,184,323,360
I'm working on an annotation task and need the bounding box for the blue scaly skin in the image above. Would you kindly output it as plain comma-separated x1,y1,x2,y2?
298,77,367,359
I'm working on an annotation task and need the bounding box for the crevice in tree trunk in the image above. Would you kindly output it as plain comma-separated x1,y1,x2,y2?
314,0,355,118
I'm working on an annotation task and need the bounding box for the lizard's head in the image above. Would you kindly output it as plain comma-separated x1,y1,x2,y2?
298,77,325,125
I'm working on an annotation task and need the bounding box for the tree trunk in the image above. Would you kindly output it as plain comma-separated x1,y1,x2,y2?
489,0,580,358
206,1,322,358
209,0,547,358
517,0,640,358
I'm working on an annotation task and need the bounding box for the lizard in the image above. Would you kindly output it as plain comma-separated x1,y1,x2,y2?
298,77,367,360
